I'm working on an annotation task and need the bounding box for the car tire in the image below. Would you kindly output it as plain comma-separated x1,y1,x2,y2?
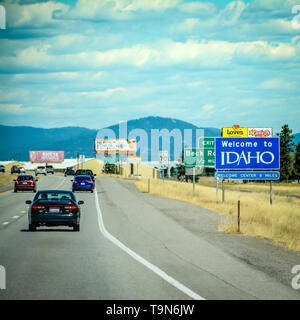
29,224,36,231
72,189,75,193
73,224,80,232
14,189,17,193
33,189,36,193
90,189,94,193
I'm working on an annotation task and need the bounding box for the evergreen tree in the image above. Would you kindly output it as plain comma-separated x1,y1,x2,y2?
277,124,295,181
294,142,300,181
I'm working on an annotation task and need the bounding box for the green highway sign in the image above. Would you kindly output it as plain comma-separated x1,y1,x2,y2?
184,148,203,167
198,137,215,167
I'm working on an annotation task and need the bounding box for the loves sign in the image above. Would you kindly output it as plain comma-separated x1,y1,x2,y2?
215,137,280,170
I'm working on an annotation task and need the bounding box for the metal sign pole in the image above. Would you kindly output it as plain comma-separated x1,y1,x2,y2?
193,167,195,193
270,181,273,205
216,177,219,201
238,196,240,232
222,179,225,203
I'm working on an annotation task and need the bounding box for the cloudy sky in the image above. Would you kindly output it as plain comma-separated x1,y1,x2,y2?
0,0,299,133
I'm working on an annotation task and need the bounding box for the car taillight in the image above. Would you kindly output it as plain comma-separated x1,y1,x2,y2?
65,204,78,212
32,204,45,211
87,181,93,184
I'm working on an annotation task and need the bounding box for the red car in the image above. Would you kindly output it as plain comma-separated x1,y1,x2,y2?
14,175,37,193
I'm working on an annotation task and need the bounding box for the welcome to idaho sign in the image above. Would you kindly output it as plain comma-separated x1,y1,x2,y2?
215,137,280,170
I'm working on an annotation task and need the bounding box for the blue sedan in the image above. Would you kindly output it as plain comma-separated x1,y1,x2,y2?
72,175,94,193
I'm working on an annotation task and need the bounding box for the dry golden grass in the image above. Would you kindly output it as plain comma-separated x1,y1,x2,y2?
135,178,300,251
0,174,18,188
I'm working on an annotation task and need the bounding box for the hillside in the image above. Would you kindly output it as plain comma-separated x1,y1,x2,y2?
1,117,298,161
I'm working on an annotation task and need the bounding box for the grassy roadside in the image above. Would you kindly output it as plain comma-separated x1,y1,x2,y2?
0,174,18,188
0,173,42,189
135,178,300,251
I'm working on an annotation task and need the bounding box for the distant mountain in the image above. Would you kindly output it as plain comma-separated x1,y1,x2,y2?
0,125,97,161
1,117,298,162
293,133,300,146
103,116,220,161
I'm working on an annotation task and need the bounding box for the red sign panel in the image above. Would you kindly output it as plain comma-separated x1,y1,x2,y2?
29,151,64,162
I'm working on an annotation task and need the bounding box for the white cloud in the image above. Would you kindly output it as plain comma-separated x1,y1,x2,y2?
261,79,296,90
202,104,215,112
79,88,126,98
5,1,69,28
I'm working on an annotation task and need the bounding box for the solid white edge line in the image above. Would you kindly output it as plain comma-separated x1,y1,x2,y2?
94,186,205,301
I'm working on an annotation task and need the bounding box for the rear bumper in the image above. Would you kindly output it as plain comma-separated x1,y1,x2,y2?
15,185,35,190
73,185,94,190
29,213,79,226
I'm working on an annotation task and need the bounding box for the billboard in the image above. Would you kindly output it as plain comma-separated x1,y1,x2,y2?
29,151,64,163
222,126,248,137
248,128,272,138
215,137,280,170
95,139,137,154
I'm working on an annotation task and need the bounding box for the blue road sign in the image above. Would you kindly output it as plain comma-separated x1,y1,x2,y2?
215,137,280,170
215,171,280,180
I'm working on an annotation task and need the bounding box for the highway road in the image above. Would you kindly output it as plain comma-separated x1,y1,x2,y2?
0,174,299,300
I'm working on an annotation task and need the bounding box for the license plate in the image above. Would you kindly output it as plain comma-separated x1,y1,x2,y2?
49,208,60,213
23,182,27,185
81,183,85,185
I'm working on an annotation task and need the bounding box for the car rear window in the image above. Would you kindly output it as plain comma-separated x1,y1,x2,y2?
75,176,92,181
37,166,45,169
35,191,75,202
76,170,92,175
17,175,33,181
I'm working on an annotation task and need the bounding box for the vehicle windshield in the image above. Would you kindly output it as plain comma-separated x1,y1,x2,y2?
34,191,76,203
46,166,53,168
75,176,92,181
17,175,33,181
37,166,45,169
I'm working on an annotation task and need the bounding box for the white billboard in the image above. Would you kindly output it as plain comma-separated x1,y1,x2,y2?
248,128,272,138
95,139,137,154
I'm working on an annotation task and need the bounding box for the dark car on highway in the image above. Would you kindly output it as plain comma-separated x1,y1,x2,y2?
75,169,96,181
14,175,37,193
72,175,94,193
26,190,84,231
0,165,5,173
64,167,75,176
11,165,20,174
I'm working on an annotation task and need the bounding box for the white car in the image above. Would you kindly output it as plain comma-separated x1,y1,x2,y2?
19,167,25,173
35,166,47,176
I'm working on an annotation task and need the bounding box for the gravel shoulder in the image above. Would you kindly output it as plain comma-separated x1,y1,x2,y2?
121,178,300,291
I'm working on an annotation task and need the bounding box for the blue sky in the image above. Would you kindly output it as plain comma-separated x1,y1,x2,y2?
0,0,299,134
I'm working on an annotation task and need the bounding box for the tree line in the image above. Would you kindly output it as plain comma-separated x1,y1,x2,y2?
277,124,300,181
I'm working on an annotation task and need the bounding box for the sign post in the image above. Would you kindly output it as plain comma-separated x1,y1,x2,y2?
270,181,273,205
193,167,195,193
238,196,240,233
222,180,225,203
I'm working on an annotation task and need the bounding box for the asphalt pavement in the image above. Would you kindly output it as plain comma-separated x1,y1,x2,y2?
0,174,299,300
